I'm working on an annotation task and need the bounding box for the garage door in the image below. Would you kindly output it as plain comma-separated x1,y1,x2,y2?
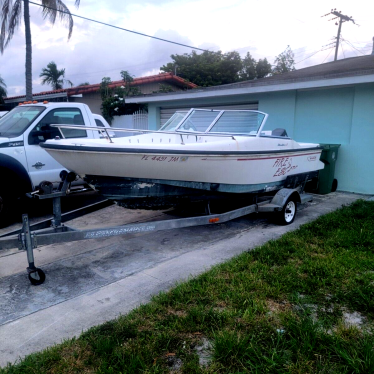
160,103,258,127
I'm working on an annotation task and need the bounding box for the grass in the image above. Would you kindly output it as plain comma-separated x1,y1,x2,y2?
1,199,374,373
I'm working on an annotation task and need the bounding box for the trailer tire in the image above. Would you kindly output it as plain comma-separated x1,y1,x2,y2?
276,195,297,225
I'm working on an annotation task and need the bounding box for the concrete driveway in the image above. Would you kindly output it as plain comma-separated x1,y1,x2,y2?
0,192,368,367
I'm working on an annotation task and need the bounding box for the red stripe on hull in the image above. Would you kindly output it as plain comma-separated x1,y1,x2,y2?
237,152,321,161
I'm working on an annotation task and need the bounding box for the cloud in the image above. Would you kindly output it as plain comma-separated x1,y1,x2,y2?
1,0,373,96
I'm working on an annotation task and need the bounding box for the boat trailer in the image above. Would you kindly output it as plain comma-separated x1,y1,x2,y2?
0,172,315,285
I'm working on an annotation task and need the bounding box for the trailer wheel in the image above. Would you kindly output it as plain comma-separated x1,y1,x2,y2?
28,268,46,286
276,195,297,225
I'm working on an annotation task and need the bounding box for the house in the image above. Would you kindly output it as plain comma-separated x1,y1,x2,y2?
125,55,374,195
4,72,197,114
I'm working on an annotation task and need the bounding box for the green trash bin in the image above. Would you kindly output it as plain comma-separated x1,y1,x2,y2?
317,144,341,194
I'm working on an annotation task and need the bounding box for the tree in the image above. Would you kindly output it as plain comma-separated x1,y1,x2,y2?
0,0,80,100
0,75,6,101
273,46,295,74
100,72,143,122
120,70,140,97
256,58,272,79
78,82,90,86
161,50,243,87
240,52,257,81
161,50,276,86
39,61,73,90
157,84,175,93
100,77,112,100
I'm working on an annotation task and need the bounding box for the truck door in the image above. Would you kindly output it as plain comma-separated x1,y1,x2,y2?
25,107,89,186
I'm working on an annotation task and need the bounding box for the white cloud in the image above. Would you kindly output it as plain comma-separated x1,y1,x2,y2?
1,0,373,96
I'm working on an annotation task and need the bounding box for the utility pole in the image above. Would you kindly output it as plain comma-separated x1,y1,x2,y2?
322,9,356,61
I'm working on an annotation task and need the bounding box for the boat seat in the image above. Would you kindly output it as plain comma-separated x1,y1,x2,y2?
73,114,84,125
60,114,87,139
272,128,288,137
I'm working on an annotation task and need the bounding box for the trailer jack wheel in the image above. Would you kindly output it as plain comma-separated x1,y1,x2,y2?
28,268,46,286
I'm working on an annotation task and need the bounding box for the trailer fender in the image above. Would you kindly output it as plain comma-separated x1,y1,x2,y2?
270,188,301,209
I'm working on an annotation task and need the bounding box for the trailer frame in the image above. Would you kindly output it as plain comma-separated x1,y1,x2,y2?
0,172,315,285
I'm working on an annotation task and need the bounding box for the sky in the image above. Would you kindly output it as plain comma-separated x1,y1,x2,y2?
1,0,373,97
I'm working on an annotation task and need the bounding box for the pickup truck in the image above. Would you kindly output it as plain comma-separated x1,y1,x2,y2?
0,102,111,226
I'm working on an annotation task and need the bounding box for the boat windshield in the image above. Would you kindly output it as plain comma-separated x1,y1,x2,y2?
208,111,266,135
0,106,45,138
177,110,221,132
160,109,266,135
160,112,188,131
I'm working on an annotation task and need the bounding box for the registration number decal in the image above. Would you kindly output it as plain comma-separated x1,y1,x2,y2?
141,155,188,162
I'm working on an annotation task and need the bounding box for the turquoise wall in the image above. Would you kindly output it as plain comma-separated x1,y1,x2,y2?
147,83,374,194
343,84,374,193
258,91,297,136
293,87,354,144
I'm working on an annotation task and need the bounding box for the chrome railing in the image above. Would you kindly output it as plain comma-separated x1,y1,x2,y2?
50,124,261,144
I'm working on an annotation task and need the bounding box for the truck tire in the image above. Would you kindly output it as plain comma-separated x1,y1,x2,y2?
0,188,12,228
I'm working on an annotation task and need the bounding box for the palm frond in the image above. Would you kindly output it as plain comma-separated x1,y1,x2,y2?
41,0,74,39
41,0,57,25
0,75,7,87
4,0,22,48
0,0,12,52
40,61,68,89
56,0,73,39
0,86,7,97
65,79,73,87
0,0,22,53
0,75,7,96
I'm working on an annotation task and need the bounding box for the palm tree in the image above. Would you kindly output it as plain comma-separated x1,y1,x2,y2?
40,61,73,90
0,75,7,99
0,0,80,100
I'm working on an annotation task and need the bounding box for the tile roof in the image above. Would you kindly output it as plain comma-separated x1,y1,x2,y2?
5,72,197,100
6,88,68,100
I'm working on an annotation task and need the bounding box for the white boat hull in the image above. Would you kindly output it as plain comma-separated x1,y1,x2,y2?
42,145,323,191
41,108,325,201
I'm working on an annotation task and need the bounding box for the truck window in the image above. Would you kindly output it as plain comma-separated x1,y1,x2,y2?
0,106,45,138
94,119,105,127
28,108,87,145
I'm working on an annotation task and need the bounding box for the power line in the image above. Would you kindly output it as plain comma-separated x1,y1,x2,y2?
342,38,369,55
28,1,211,53
322,47,334,63
295,49,324,65
66,57,170,78
340,41,346,58
342,38,367,55
342,41,360,57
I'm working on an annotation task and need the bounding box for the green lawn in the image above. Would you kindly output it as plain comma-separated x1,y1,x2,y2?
1,200,374,373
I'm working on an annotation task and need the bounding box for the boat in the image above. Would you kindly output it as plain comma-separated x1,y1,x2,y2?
41,109,324,206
